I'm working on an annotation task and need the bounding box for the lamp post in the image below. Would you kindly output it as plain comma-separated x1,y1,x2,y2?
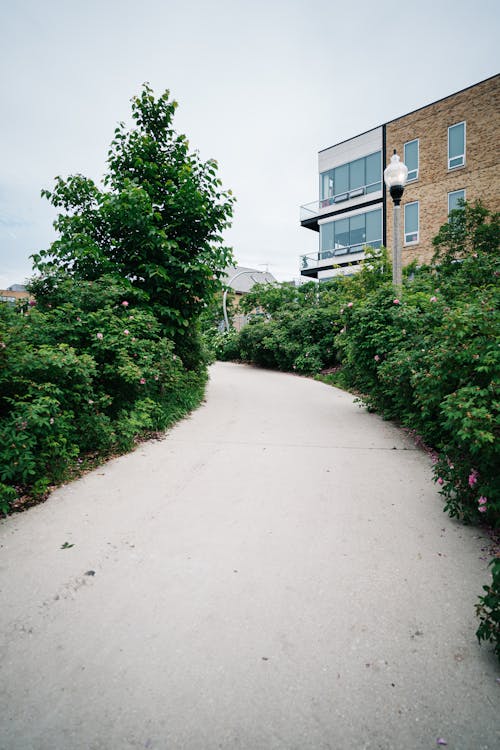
384,150,408,290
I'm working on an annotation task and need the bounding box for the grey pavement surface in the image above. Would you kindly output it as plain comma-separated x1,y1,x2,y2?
0,362,498,750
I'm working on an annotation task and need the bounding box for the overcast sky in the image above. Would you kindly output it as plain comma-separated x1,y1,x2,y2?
1,0,498,287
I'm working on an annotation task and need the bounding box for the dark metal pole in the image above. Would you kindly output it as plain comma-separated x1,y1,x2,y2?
389,184,404,291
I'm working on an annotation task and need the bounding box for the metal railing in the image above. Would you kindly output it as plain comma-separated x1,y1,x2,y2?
300,240,381,271
300,181,382,221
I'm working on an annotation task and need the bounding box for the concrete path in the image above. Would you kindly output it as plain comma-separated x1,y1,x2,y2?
0,362,498,750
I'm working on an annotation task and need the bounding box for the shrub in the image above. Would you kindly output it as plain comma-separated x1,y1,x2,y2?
209,329,241,361
476,558,500,659
209,205,499,658
0,277,207,514
224,303,340,375
1,86,233,513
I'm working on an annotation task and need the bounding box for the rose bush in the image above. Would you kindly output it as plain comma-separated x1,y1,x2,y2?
0,276,207,514
212,203,499,657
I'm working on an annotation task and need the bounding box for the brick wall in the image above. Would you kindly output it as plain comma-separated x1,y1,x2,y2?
385,75,500,265
0,289,30,304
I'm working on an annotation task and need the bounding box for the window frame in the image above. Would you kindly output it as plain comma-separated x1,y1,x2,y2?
448,188,466,215
404,201,419,245
448,121,466,170
404,138,419,182
319,151,382,203
319,208,382,258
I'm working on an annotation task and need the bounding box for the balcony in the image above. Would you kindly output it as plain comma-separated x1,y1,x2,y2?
300,181,383,231
300,240,381,278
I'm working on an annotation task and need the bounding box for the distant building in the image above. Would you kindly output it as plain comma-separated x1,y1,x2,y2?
0,284,31,305
300,74,500,281
222,265,276,293
222,265,277,331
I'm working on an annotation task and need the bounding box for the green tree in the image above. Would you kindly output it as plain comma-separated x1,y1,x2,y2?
432,199,499,267
31,85,235,368
239,281,321,316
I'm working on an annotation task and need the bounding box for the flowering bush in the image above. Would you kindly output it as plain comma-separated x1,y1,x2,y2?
215,283,342,375
333,205,499,528
210,205,499,657
210,329,242,362
0,276,207,513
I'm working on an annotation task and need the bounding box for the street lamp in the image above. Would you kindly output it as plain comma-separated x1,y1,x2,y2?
384,149,408,290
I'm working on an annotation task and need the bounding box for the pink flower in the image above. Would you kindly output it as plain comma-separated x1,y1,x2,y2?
468,469,478,487
478,496,488,505
374,355,380,362
29,299,36,307
76,317,81,322
393,299,400,305
121,301,129,307
430,296,438,302
140,378,146,384
437,477,444,485
123,329,130,335
478,505,487,513
347,302,353,308
96,332,103,340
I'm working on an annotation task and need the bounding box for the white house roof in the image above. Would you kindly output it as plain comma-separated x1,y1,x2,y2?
222,266,277,294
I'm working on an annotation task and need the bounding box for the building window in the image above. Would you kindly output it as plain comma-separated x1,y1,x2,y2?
448,189,466,215
319,208,382,258
448,121,466,169
404,201,419,244
404,139,419,182
319,151,382,205
365,153,381,194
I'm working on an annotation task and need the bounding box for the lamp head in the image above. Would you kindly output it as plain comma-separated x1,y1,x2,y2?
384,150,408,205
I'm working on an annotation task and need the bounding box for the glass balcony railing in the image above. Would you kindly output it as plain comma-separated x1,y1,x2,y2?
300,201,320,222
300,181,382,222
300,240,381,271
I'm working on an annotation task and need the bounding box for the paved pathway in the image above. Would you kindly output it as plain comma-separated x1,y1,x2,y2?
0,362,498,749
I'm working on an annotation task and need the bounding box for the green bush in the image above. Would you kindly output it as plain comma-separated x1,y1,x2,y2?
209,329,241,362
211,205,499,658
476,558,500,659
0,276,207,514
0,85,237,514
228,297,340,375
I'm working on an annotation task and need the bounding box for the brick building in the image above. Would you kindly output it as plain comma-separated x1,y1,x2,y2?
300,74,500,280
0,284,31,305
